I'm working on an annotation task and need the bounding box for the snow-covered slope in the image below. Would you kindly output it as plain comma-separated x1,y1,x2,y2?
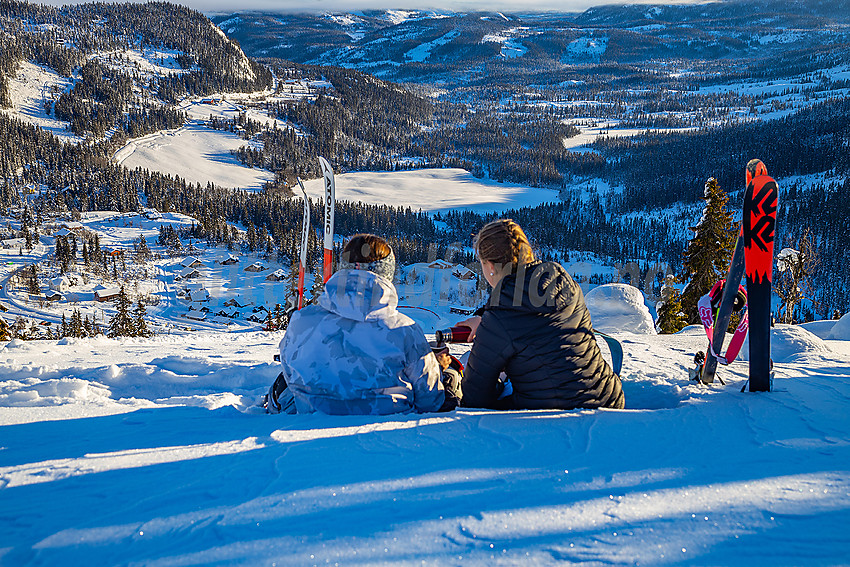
113,122,275,191
1,327,849,564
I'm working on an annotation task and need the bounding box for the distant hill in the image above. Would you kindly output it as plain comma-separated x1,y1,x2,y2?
212,2,850,85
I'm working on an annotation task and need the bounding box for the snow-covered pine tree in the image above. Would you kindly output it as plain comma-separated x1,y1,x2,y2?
70,309,83,337
680,178,737,323
133,299,151,337
107,287,135,337
84,314,95,337
656,275,688,334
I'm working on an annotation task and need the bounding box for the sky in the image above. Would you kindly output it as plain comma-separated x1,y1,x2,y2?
38,0,708,15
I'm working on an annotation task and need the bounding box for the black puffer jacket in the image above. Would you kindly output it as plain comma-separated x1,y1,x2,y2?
462,261,625,410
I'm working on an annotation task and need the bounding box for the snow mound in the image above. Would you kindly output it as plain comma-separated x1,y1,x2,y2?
739,324,831,363
828,313,850,340
800,319,837,340
584,284,656,335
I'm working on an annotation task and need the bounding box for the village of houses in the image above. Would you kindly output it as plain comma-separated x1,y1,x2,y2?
0,209,481,338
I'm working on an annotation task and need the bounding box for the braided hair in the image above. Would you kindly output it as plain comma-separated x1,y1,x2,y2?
474,219,535,268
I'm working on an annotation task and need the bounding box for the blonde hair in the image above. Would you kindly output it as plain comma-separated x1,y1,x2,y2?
474,219,535,268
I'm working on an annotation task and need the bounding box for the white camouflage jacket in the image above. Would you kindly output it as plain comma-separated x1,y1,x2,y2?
279,269,446,415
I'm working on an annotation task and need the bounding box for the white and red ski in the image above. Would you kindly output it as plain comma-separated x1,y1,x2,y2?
296,177,311,310
318,156,336,284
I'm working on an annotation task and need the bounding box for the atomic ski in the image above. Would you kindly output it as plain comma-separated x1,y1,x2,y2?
296,178,311,310
318,156,336,284
742,158,778,392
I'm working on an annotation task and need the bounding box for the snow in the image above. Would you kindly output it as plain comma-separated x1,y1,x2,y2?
299,168,559,214
738,324,831,363
563,36,609,60
829,312,850,340
481,31,528,59
561,118,696,151
776,247,800,271
2,319,850,563
584,283,657,335
800,319,837,340
0,61,81,144
404,30,460,62
112,123,275,191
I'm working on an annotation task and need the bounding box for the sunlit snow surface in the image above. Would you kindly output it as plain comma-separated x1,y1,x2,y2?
1,324,849,564
113,122,275,191
0,61,81,144
300,168,559,213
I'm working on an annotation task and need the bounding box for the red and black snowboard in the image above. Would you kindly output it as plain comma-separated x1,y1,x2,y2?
743,159,778,392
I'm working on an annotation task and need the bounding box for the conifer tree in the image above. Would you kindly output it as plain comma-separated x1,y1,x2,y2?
655,275,688,334
272,302,286,330
107,287,135,337
309,262,324,305
70,309,82,337
133,299,151,337
680,178,736,323
0,317,10,341
263,308,276,331
27,265,40,296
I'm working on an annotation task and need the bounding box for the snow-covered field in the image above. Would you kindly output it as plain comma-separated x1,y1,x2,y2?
2,317,849,564
301,168,560,213
113,122,275,191
561,119,696,151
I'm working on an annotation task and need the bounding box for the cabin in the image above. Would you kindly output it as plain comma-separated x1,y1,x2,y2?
49,276,71,292
427,259,453,270
60,221,84,233
185,311,207,322
219,254,239,266
452,266,476,281
181,257,203,269
244,262,267,273
95,286,122,302
186,285,210,302
178,266,201,280
216,306,240,318
223,298,248,308
265,269,286,282
43,290,65,302
53,228,74,238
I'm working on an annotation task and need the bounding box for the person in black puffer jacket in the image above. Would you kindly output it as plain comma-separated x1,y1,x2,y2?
459,219,625,411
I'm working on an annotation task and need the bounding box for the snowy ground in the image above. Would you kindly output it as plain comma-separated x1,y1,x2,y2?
113,122,275,191
300,168,559,214
0,61,81,144
1,322,849,564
